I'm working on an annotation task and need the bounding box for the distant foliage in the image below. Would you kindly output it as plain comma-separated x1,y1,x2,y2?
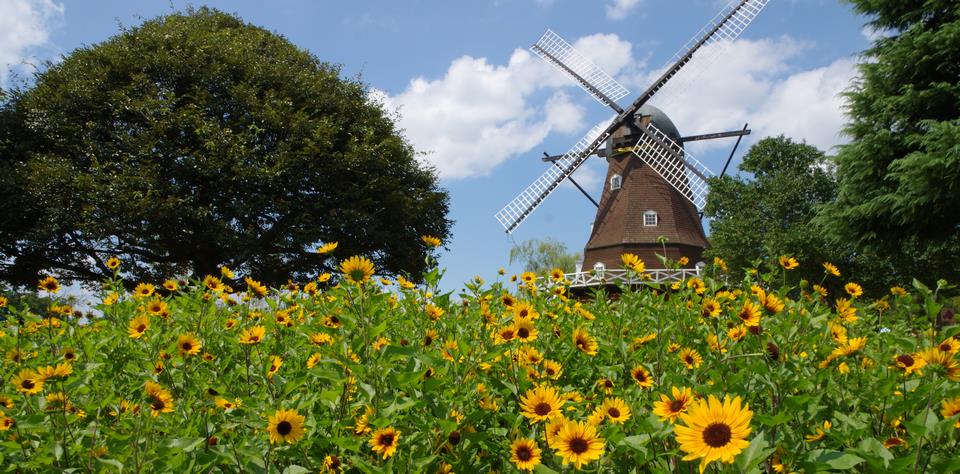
509,238,581,275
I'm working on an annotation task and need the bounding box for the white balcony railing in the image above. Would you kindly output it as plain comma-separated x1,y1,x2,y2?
565,268,701,288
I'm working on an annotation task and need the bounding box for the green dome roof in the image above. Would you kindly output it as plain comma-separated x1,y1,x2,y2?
637,104,681,145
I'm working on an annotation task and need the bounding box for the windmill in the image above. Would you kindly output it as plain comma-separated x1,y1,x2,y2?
495,0,768,284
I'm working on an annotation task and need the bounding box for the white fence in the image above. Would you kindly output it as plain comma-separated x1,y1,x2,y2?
565,268,702,288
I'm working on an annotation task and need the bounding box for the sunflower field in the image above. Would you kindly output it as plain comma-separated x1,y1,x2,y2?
1,248,959,473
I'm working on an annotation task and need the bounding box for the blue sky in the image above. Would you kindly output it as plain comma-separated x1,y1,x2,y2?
1,0,877,293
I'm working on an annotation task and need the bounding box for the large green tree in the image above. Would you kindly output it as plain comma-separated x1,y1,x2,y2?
704,136,840,282
817,0,960,283
0,8,451,288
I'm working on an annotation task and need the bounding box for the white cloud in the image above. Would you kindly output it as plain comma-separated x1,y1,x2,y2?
861,25,894,42
0,0,63,86
605,0,644,21
379,31,859,181
647,36,858,155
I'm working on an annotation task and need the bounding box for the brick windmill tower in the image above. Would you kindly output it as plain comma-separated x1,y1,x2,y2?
495,0,766,278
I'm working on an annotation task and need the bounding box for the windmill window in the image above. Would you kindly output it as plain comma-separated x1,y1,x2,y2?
610,174,622,190
644,210,658,227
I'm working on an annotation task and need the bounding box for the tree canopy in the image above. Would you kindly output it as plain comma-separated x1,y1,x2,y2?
704,136,841,282
509,238,580,275
0,8,451,288
816,0,960,283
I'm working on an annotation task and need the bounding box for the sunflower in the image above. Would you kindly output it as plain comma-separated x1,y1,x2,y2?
883,437,908,449
520,271,538,284
36,363,72,380
572,327,598,356
674,395,753,474
145,298,167,316
736,301,762,327
919,347,960,381
632,332,657,349
553,419,605,469
804,420,831,442
763,294,784,314
340,256,375,284
940,395,960,428
0,417,14,431
938,336,960,355
513,301,539,320
145,381,174,417
38,276,61,293
128,315,149,339
177,333,202,356
496,325,518,344
812,284,828,297
631,365,654,389
425,303,445,321
844,282,863,298
316,241,339,254
370,426,400,459
653,386,695,423
421,235,442,248
244,277,268,297
549,267,565,281
238,326,266,345
514,317,539,343
12,369,44,394
621,253,645,273
267,355,283,379
600,397,631,424
215,397,241,410
162,279,179,292
701,299,721,318
501,293,516,308
510,438,542,471
893,353,926,376
105,257,121,270
542,360,563,379
778,255,798,270
0,395,14,409
267,408,306,444
679,348,703,369
890,286,907,297
822,262,840,277
306,353,322,369
309,332,334,346
133,282,155,298
520,385,565,422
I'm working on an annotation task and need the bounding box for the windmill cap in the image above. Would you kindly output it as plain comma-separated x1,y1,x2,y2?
637,104,682,145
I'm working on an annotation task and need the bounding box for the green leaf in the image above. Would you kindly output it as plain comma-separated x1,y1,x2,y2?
815,451,865,470
734,435,773,473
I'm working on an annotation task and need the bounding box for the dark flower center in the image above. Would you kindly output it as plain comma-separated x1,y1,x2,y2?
518,328,530,339
137,324,146,332
569,437,589,454
608,407,621,418
669,399,685,412
897,354,914,367
546,368,556,375
603,380,613,388
516,445,532,461
519,309,529,317
152,400,166,411
250,335,260,342
534,402,552,416
65,353,75,360
277,421,292,435
939,343,951,352
685,356,694,364
448,430,461,445
424,336,434,346
702,423,732,448
182,343,192,351
22,380,35,389
503,330,515,340
379,433,395,446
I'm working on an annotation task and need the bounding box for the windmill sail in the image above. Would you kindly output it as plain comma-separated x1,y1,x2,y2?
648,0,769,108
495,0,769,234
495,122,610,233
631,123,713,211
531,30,630,113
